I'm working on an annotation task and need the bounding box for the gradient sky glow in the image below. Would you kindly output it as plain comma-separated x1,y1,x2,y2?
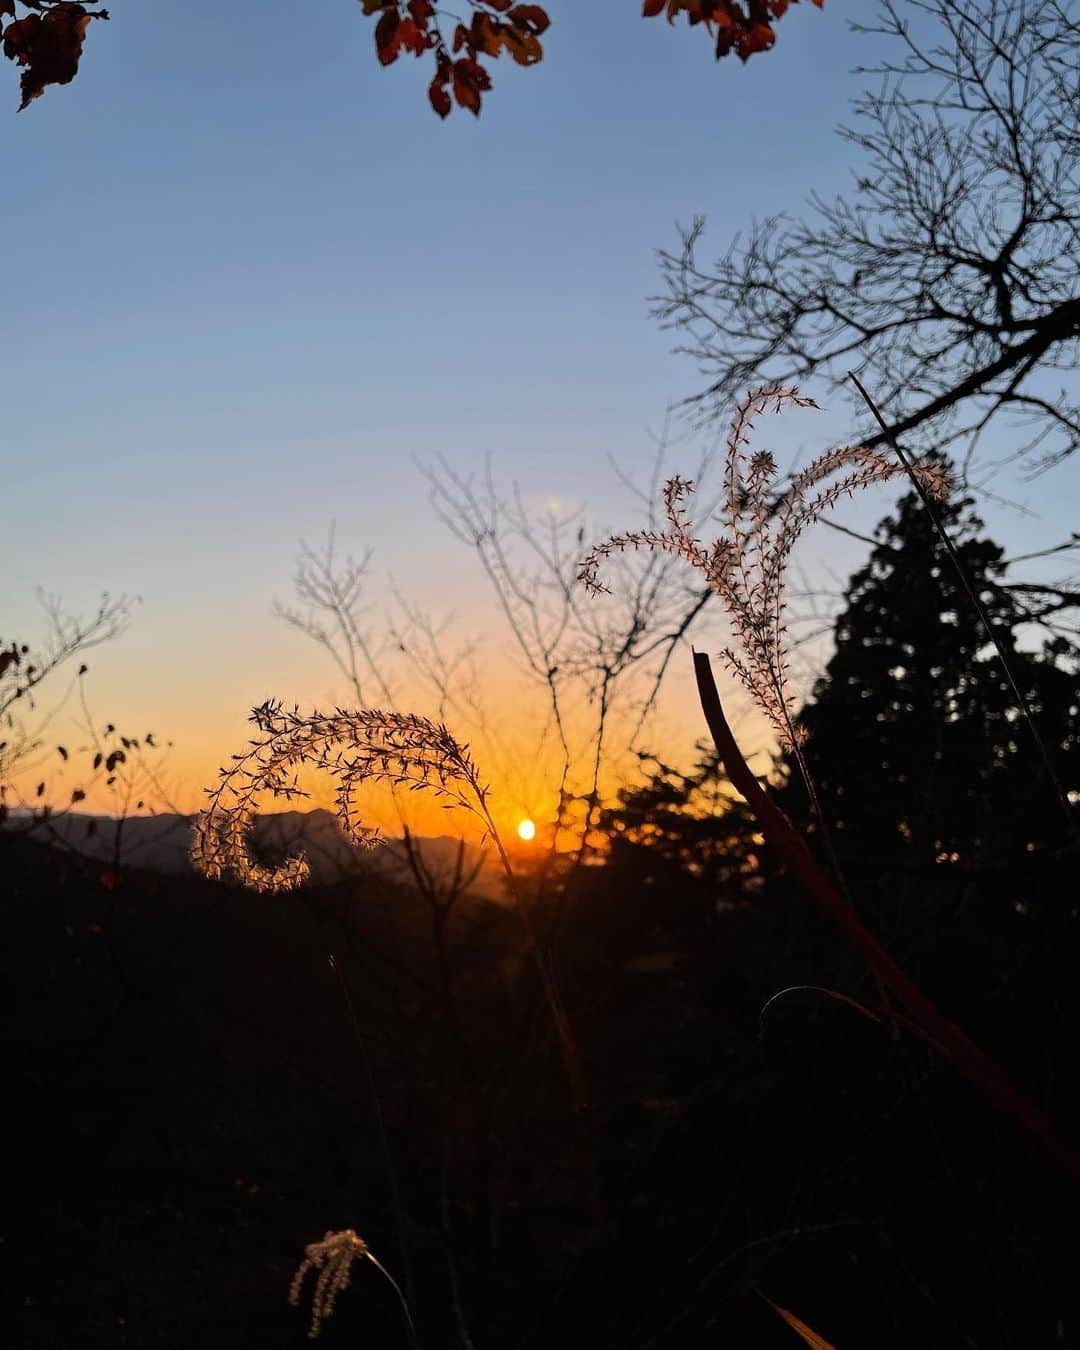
4,0,1077,818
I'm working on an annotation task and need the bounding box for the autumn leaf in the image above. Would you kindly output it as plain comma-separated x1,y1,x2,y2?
374,6,402,64
0,0,819,118
396,15,429,56
644,0,822,64
508,4,549,37
360,0,548,118
763,1296,838,1349
1,2,108,110
428,49,452,117
451,54,491,115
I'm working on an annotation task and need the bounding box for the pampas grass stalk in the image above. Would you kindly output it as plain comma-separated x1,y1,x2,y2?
694,648,1080,1183
191,699,586,1109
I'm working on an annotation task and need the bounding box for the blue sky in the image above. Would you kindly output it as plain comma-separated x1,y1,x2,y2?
3,0,1076,806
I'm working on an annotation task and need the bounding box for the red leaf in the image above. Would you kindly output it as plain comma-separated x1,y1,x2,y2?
469,11,501,57
508,4,550,35
428,68,451,117
451,55,490,115
735,20,775,58
374,6,401,65
397,16,428,57
643,0,821,64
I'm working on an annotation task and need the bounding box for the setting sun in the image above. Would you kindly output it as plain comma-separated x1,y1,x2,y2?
517,818,536,842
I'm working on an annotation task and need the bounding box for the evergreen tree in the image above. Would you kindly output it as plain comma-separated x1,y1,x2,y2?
786,486,1079,867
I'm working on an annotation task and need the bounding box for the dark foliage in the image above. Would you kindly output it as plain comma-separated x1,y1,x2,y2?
784,483,1080,869
5,771,1078,1346
5,481,1079,1347
0,1,107,109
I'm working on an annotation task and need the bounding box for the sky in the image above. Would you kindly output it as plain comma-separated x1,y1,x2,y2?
3,0,1078,824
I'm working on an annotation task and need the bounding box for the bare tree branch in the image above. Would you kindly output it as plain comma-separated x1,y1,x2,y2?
654,0,1080,472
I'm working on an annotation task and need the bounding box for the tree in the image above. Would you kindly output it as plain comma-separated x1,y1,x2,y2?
655,0,1080,472
598,746,758,897
785,481,1080,866
0,0,827,115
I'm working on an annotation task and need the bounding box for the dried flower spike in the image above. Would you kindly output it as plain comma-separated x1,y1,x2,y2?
289,1228,416,1342
190,700,489,893
579,386,950,748
289,1229,370,1339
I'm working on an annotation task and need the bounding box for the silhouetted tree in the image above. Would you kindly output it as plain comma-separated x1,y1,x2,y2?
598,747,760,901
786,482,1080,866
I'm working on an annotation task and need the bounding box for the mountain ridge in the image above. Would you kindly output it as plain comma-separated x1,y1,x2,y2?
3,808,507,896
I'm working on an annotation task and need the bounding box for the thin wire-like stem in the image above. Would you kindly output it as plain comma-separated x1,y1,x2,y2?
366,1251,420,1348
759,984,946,1053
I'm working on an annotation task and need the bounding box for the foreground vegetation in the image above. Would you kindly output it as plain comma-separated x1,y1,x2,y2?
7,455,1079,1346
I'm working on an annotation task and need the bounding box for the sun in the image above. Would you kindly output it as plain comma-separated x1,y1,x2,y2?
516,818,536,842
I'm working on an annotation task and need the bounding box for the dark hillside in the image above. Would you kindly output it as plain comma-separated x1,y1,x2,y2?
4,829,1079,1348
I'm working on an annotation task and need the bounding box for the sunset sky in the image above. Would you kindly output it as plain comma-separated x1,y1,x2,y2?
5,0,1077,826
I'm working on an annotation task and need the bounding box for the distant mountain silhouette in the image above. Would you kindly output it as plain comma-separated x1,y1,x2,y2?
3,808,505,896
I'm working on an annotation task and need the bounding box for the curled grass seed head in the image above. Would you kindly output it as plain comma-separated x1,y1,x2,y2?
191,701,489,893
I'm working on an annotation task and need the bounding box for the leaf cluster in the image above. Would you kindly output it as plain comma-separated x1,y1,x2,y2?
643,0,824,63
359,0,549,117
0,0,106,110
